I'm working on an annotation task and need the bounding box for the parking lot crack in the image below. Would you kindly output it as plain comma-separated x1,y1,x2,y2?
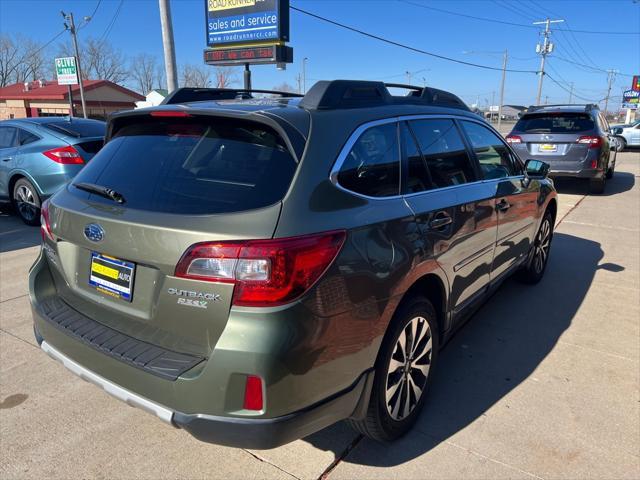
242,450,301,480
0,327,39,350
0,293,29,304
317,434,363,480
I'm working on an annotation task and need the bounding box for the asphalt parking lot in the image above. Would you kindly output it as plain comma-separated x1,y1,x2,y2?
1,151,639,480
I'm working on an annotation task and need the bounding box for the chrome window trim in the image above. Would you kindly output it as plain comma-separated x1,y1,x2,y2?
328,113,524,201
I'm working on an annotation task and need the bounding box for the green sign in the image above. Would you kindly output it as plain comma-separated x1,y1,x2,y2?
55,57,78,85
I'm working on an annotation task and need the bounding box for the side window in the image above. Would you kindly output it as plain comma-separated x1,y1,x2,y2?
402,123,432,194
409,119,477,188
18,128,40,146
460,121,517,180
0,127,17,149
337,122,400,197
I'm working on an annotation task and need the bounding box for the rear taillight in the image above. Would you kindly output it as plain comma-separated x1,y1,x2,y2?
505,135,522,144
40,199,53,241
43,145,83,164
243,375,264,411
175,230,346,307
577,136,603,149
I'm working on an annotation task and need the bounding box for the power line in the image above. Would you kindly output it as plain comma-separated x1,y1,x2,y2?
492,0,538,22
397,0,640,35
290,6,539,74
31,29,67,57
99,0,124,43
545,73,601,102
554,55,635,77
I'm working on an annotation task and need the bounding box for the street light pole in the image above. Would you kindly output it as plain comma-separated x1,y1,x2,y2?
62,12,87,118
497,49,508,131
158,0,178,92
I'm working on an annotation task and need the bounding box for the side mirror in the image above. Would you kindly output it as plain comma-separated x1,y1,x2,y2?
613,127,623,135
522,159,550,187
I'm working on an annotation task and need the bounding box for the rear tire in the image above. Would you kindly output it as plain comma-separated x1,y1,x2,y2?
606,157,615,180
589,175,606,194
518,211,553,285
12,178,41,226
349,296,438,442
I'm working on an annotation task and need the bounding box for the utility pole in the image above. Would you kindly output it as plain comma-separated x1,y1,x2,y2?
603,69,617,116
568,82,574,103
497,49,508,131
158,0,178,92
302,57,308,93
533,18,564,105
406,70,412,85
62,12,87,118
490,90,495,123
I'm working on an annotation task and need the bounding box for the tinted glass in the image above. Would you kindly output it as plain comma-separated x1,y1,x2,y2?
18,128,40,146
43,120,105,138
338,123,400,197
514,113,595,133
70,117,297,215
409,119,477,188
460,121,517,179
0,127,17,148
402,123,432,194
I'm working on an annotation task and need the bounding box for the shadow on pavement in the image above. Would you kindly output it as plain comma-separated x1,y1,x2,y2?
553,171,635,196
304,232,610,466
0,204,41,253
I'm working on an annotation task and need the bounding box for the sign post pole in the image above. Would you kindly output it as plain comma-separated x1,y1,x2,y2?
67,85,75,117
244,64,252,90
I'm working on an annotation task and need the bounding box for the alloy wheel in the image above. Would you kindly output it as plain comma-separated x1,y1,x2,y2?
531,218,551,274
385,316,433,421
15,185,38,222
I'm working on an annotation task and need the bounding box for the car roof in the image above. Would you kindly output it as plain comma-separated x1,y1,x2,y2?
523,104,599,116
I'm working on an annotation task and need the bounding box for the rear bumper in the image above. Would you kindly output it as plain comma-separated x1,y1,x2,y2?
548,168,600,179
39,336,372,449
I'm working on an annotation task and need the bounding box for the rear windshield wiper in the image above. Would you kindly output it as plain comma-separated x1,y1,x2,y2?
73,182,126,204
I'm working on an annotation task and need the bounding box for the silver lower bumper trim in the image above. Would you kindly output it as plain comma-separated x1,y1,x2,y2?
41,341,175,425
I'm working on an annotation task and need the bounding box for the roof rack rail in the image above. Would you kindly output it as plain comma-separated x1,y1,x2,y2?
527,103,598,112
299,80,470,111
162,87,304,105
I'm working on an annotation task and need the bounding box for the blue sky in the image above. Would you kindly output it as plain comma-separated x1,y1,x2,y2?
0,0,638,108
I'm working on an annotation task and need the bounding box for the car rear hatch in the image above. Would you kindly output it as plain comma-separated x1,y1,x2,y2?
40,120,106,163
509,112,597,170
43,111,301,359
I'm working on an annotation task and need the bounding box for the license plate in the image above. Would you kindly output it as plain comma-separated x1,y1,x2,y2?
538,143,557,152
89,252,135,302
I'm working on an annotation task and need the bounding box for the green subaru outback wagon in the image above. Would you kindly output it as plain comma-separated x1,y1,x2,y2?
29,80,557,449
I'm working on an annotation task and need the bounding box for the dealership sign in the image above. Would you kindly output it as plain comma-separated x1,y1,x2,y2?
206,0,290,46
622,89,639,110
55,57,78,85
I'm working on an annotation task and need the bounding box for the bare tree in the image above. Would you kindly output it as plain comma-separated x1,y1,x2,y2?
181,64,212,88
215,67,238,88
272,82,296,93
56,37,127,84
0,34,48,86
130,53,159,95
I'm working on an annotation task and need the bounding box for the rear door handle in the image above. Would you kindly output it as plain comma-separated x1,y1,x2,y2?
496,199,511,212
429,213,453,230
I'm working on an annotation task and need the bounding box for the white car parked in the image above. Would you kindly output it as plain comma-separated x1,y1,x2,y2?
611,119,640,151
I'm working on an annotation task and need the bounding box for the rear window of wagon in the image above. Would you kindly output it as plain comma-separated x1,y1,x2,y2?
69,117,297,215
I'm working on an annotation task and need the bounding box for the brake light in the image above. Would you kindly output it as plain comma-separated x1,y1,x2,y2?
175,230,346,307
505,135,522,144
40,199,53,241
243,375,264,411
150,111,193,117
42,145,83,164
577,136,603,148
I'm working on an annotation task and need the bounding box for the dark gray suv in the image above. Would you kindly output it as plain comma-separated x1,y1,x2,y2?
506,104,616,193
30,80,557,448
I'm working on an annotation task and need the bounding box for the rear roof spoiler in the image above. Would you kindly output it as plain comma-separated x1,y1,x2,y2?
162,81,470,112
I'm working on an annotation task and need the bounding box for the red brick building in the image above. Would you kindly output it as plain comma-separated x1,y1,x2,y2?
0,79,144,120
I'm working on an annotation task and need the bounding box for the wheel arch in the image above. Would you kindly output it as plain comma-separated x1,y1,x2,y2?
8,171,44,199
545,197,558,225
